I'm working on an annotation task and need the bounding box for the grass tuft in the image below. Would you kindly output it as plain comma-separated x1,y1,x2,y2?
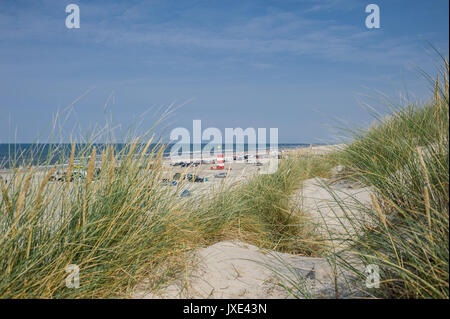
328,60,449,298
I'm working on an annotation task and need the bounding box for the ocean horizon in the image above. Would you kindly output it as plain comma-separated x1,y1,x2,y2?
0,143,321,169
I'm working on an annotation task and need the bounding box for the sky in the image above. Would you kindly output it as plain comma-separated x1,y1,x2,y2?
0,0,448,143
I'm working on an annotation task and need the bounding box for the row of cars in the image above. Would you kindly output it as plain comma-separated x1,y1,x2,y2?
49,167,102,182
161,171,230,185
170,154,275,167
171,162,200,168
161,173,207,186
48,164,229,186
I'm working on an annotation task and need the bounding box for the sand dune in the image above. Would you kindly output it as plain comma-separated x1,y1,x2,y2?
132,167,371,299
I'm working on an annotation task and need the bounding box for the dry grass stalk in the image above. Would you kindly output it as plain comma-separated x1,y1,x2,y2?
66,143,76,186
15,170,33,221
125,139,139,167
82,146,96,229
424,186,433,243
34,165,56,211
1,179,12,214
445,58,449,76
417,147,432,191
16,167,23,187
140,135,154,162
62,143,76,217
27,166,56,255
371,193,386,226
109,146,115,184
444,72,449,97
434,74,440,102
86,146,96,191
101,149,106,169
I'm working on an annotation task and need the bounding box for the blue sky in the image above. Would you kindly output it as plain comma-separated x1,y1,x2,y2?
0,0,448,143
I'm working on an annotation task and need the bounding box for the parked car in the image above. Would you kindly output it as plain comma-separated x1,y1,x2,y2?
180,189,190,197
171,162,182,167
214,172,227,178
184,173,206,182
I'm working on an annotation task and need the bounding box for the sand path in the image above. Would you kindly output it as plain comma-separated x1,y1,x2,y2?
132,167,372,299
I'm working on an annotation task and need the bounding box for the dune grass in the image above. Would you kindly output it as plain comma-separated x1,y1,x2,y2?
324,60,449,298
213,155,333,254
0,131,331,298
0,141,190,298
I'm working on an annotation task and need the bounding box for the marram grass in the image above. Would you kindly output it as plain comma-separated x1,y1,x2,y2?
327,60,449,298
0,138,328,298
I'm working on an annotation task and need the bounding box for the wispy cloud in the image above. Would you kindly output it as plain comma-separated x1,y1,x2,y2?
0,0,439,68
80,11,425,66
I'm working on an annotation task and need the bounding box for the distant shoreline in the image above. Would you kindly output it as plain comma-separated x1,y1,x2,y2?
0,144,343,176
0,143,331,170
